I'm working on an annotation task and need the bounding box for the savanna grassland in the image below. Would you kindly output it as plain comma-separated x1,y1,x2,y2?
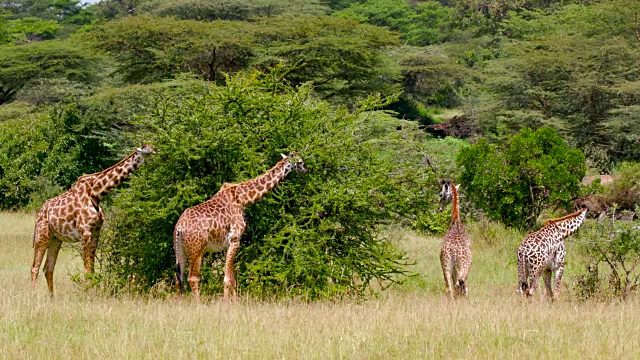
2,212,640,359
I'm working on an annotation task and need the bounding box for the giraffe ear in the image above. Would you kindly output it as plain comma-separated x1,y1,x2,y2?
281,153,287,159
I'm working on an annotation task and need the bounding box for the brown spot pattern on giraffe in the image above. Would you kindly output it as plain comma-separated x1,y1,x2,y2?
30,145,154,298
439,181,472,299
517,208,587,301
174,153,307,303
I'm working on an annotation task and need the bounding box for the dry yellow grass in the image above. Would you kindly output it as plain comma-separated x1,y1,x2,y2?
1,212,640,359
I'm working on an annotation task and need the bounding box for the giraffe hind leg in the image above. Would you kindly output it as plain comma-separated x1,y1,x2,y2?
440,252,454,298
43,238,63,298
456,261,471,298
31,219,51,289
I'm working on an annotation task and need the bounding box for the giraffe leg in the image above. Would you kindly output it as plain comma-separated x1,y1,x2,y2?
88,228,101,273
552,247,566,302
457,255,471,299
542,268,553,299
223,238,240,303
81,231,97,276
440,252,454,299
43,238,63,298
526,266,543,298
187,253,204,303
31,221,51,290
553,265,564,301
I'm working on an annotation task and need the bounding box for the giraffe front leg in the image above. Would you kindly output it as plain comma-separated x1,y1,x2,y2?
223,238,240,304
553,265,564,302
43,238,63,298
542,269,553,299
552,247,566,302
81,231,97,277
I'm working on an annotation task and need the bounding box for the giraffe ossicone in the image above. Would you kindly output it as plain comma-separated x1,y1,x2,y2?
517,207,588,301
173,153,307,303
31,145,154,297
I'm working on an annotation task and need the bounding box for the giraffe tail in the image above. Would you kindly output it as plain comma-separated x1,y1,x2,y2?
174,225,185,294
517,253,528,296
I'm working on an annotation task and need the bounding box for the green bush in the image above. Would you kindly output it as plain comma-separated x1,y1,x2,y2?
0,104,114,209
457,127,586,229
574,218,640,300
97,71,435,300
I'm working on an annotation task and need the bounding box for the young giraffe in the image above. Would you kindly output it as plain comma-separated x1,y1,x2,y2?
517,208,588,301
439,180,472,298
31,145,154,297
174,152,307,303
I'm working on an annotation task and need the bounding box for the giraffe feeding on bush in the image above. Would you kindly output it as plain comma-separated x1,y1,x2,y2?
31,145,154,297
173,153,307,303
517,208,588,301
439,180,472,299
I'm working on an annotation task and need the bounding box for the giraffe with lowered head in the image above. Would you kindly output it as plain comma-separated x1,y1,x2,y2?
31,145,154,297
517,207,587,301
439,180,472,298
174,152,307,303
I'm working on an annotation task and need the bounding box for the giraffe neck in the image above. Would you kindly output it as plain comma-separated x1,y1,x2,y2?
550,209,587,239
451,184,460,225
235,158,289,206
87,151,144,201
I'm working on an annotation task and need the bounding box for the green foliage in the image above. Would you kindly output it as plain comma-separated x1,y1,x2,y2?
151,0,329,21
334,0,454,46
399,47,478,108
603,162,640,211
89,15,257,84
457,127,586,228
470,0,640,166
90,15,401,101
4,17,60,43
0,40,96,105
0,104,114,209
98,71,434,299
575,219,640,300
255,16,401,101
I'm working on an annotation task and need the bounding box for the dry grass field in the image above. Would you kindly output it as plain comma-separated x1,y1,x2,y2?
1,212,640,359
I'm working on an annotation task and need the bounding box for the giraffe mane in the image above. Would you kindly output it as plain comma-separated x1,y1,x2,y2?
544,209,585,226
76,150,137,181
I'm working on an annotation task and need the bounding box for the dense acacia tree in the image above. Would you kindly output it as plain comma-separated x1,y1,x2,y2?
89,15,401,100
457,127,586,229
96,71,434,299
0,40,96,104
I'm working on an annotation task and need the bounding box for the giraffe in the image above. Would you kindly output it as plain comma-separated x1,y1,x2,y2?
517,208,588,301
173,152,307,303
31,145,154,297
439,180,472,298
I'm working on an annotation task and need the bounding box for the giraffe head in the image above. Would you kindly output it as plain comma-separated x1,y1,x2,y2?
134,144,155,162
281,152,308,174
129,144,155,169
439,179,460,204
